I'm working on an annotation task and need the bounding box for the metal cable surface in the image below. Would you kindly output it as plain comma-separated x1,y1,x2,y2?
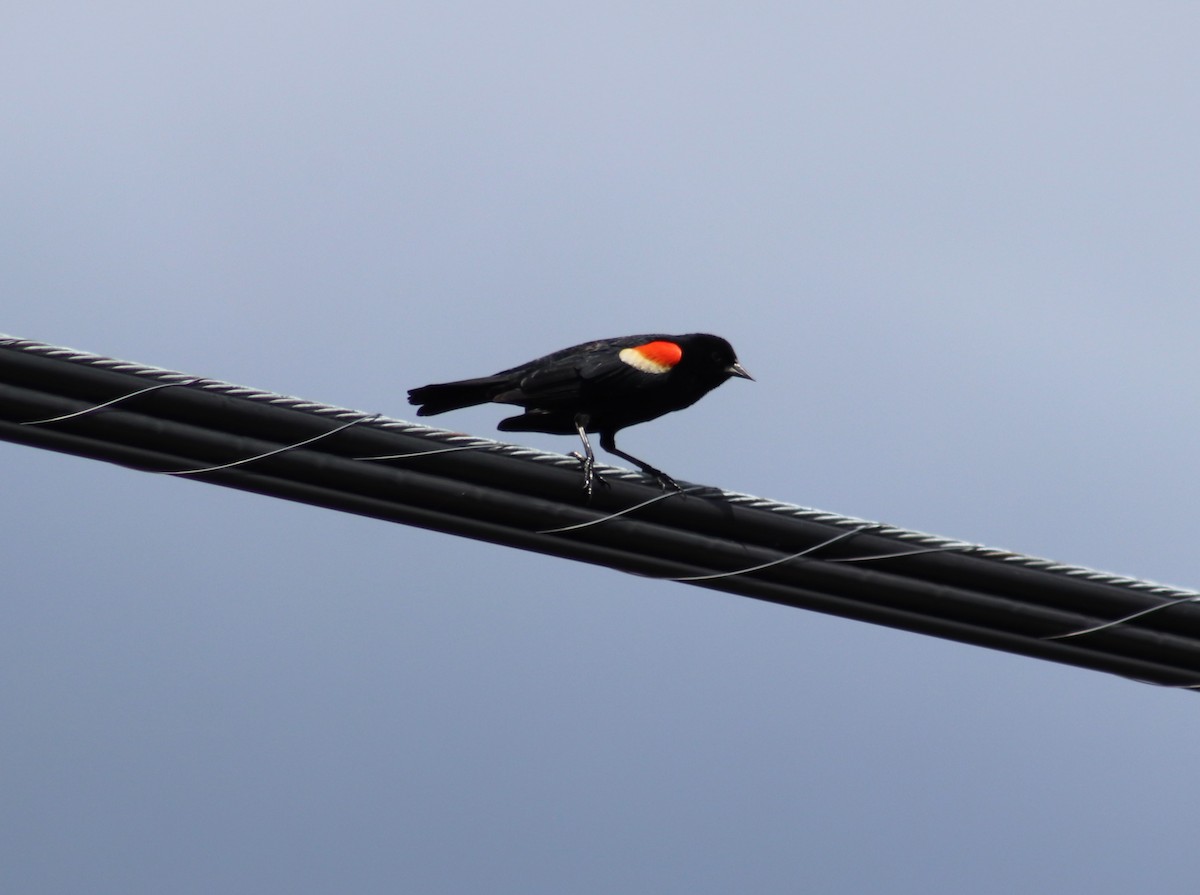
3,333,1199,689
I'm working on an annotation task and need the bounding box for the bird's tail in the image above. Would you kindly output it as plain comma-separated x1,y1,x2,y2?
407,374,513,416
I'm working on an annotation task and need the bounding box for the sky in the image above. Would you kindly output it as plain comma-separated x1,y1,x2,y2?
3,2,1200,892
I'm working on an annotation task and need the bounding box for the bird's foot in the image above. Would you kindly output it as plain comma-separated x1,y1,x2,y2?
646,468,682,493
570,451,610,499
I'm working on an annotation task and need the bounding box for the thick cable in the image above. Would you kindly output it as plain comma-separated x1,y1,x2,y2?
4,333,1200,689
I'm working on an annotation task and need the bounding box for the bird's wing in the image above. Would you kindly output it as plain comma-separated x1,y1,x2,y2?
494,336,678,406
487,353,592,407
578,338,683,382
509,361,589,403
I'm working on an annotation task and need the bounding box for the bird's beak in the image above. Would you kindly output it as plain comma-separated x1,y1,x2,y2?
727,362,754,381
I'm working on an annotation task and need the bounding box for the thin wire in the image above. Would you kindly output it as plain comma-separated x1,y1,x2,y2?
19,379,198,426
162,414,378,476
659,524,878,582
825,543,975,563
1041,595,1200,641
354,444,491,461
537,486,706,534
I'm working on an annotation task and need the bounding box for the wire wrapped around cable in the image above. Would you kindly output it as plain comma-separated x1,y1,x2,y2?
3,334,1199,690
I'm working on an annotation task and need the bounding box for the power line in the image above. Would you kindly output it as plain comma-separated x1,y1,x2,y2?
3,333,1199,689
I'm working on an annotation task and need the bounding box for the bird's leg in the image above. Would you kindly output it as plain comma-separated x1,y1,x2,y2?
570,414,607,498
599,432,682,492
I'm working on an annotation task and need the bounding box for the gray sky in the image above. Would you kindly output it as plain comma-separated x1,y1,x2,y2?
4,3,1200,892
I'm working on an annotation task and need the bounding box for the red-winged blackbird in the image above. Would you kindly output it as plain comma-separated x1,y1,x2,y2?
408,333,752,494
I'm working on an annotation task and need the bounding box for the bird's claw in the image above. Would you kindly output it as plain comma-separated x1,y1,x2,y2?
652,471,682,493
639,465,681,493
570,451,609,499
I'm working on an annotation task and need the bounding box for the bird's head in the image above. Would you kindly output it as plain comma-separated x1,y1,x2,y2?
681,333,754,383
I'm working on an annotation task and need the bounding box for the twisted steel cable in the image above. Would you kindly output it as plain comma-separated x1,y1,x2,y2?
3,333,1198,689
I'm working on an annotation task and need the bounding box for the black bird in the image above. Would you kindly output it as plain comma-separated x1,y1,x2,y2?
407,333,753,495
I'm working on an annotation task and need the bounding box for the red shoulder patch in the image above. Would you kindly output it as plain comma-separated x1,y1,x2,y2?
636,340,683,367
619,340,683,374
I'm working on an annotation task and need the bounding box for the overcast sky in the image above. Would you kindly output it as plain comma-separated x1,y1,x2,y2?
4,3,1200,893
